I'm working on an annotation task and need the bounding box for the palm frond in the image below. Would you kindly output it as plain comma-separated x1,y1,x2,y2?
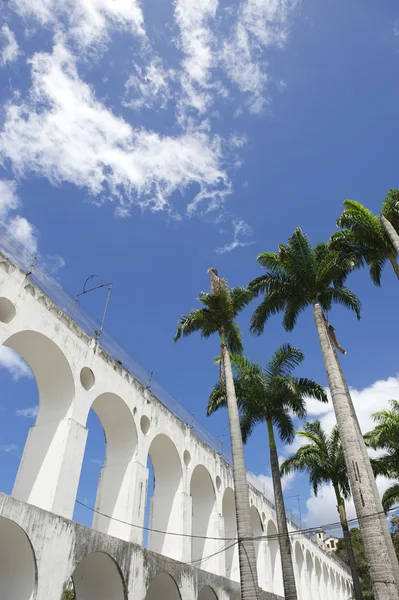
174,308,217,342
265,344,304,378
295,378,328,403
230,286,253,315
382,482,399,511
320,287,361,320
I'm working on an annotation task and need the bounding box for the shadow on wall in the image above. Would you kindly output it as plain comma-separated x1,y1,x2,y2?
70,552,126,600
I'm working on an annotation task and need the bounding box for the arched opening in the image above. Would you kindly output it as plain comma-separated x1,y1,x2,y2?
145,572,181,600
71,552,126,600
294,543,304,600
0,516,36,600
267,519,283,595
329,570,336,600
198,586,218,600
77,393,138,540
314,556,322,600
1,331,76,516
190,464,217,572
322,564,329,600
305,550,313,600
222,487,239,582
146,434,183,560
250,505,266,590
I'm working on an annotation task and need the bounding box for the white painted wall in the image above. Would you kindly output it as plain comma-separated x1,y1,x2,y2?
0,253,352,598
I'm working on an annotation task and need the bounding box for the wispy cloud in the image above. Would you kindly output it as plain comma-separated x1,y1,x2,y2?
216,219,254,253
0,25,21,66
0,347,32,381
90,458,104,466
124,58,175,111
16,406,38,418
0,443,19,456
394,20,399,37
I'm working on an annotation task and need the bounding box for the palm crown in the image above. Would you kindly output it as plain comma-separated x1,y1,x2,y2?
248,228,361,334
332,196,399,285
174,268,252,353
207,344,327,444
365,399,399,511
280,421,350,498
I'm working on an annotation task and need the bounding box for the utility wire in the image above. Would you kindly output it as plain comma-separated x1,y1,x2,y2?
76,499,398,543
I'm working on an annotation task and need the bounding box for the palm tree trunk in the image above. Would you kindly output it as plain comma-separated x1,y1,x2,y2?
221,342,260,600
388,253,399,280
333,485,363,600
381,215,399,258
267,418,298,600
313,303,399,600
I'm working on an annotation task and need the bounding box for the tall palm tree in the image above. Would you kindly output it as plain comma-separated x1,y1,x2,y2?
281,421,363,600
207,345,327,600
332,194,399,283
365,399,399,511
248,228,399,600
174,268,259,600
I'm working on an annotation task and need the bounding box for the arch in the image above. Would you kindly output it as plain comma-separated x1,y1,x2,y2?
294,542,304,600
0,516,36,600
71,552,126,600
145,572,181,600
198,586,218,600
2,331,79,517
190,464,217,571
267,519,283,596
329,569,336,600
147,434,183,559
305,550,313,600
222,487,239,582
322,563,329,600
87,393,138,539
313,556,322,600
3,330,74,423
250,505,266,590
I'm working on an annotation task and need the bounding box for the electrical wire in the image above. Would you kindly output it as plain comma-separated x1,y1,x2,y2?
76,499,398,543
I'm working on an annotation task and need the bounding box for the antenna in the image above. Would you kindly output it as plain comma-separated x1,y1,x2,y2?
72,274,113,339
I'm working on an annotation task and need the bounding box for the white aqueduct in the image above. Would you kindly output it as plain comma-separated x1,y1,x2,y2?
0,238,353,600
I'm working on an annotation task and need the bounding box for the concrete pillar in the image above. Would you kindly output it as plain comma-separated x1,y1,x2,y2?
310,568,320,600
12,418,87,519
302,567,310,600
93,461,148,544
148,489,191,562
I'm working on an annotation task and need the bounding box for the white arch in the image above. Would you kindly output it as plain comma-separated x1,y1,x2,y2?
322,564,329,600
222,488,239,582
267,519,283,596
71,552,126,600
294,542,304,600
147,434,183,560
145,572,181,600
190,464,217,572
0,517,36,600
198,586,218,600
313,556,322,600
328,568,336,600
2,330,80,518
250,505,267,590
305,550,314,600
88,393,138,540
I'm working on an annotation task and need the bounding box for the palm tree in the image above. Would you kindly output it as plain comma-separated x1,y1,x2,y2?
174,268,259,600
332,193,399,284
207,345,327,600
281,421,363,600
365,399,399,511
248,228,399,600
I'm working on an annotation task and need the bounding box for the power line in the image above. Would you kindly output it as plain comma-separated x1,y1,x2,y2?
76,499,398,543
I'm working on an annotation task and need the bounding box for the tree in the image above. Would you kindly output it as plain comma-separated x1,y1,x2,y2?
248,227,399,600
208,345,327,600
365,399,399,511
332,192,399,284
174,268,259,600
281,421,363,600
335,528,374,600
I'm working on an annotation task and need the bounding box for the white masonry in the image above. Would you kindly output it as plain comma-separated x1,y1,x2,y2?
0,247,353,600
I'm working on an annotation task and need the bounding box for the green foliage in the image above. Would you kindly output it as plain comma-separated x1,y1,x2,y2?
381,189,399,234
280,421,350,499
335,528,374,599
364,399,399,510
62,588,75,600
174,270,252,354
248,228,361,334
207,345,327,444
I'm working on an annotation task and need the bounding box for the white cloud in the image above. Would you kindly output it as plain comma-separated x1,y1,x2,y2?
0,25,21,66
0,179,19,221
394,20,399,37
0,44,229,217
0,179,39,254
216,218,254,253
0,347,32,381
16,405,38,418
10,0,145,48
124,58,175,110
303,476,394,529
7,216,38,254
248,469,296,503
0,443,19,454
42,254,66,274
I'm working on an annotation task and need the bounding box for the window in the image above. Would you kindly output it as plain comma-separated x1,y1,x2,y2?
330,540,335,549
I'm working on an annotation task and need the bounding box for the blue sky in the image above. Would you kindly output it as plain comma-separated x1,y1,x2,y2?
0,0,398,532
